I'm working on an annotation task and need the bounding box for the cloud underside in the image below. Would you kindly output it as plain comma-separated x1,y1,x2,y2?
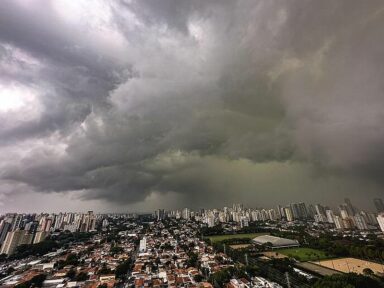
1,0,384,210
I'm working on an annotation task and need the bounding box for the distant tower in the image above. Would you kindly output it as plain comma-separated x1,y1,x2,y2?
156,209,165,221
377,213,384,233
276,205,283,219
290,203,300,220
374,198,384,213
284,207,294,222
182,208,190,220
344,198,356,216
298,202,308,219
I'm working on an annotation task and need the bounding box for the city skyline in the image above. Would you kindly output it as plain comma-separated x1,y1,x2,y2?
1,197,383,217
0,197,384,257
1,1,384,212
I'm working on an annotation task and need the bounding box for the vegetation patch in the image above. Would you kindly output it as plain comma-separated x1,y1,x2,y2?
276,247,331,262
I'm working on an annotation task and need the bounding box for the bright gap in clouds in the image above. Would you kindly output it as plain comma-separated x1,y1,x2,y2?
53,0,112,28
0,84,37,113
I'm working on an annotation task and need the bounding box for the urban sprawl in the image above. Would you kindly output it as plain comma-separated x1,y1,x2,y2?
0,198,384,287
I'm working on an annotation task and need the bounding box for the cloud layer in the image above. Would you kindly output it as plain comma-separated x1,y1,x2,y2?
0,0,384,211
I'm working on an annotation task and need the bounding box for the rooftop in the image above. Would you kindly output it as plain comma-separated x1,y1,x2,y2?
252,235,299,248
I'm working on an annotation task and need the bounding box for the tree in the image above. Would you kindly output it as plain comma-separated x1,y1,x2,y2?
11,240,58,260
0,254,7,262
209,269,231,287
110,246,124,255
65,253,79,266
194,274,204,282
363,268,374,276
75,272,89,281
115,260,132,279
187,252,198,267
65,269,76,280
30,274,47,288
6,266,15,275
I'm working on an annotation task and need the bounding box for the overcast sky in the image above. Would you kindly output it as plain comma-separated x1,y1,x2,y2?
0,0,384,213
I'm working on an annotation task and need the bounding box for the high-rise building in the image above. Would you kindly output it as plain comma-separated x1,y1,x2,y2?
139,237,147,252
79,211,96,232
325,210,335,223
353,214,368,230
182,208,191,220
374,198,384,213
344,198,356,216
26,221,39,235
314,214,326,223
33,231,48,244
314,204,326,222
156,209,165,221
232,204,243,212
240,216,249,228
315,204,326,217
366,212,378,225
307,204,316,218
334,216,344,230
298,202,308,219
207,213,215,227
87,211,96,231
54,213,64,230
11,214,22,231
290,203,300,220
102,219,109,228
284,207,294,222
377,213,384,233
339,205,349,219
0,221,12,245
276,205,283,219
288,203,308,220
1,230,33,255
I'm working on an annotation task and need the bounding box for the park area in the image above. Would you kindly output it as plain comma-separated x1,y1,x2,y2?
206,232,267,243
316,257,384,275
276,247,330,262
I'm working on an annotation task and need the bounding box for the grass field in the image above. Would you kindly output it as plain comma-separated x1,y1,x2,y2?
206,233,268,243
276,247,330,262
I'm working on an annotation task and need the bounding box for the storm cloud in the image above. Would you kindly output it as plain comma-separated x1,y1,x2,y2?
0,0,384,212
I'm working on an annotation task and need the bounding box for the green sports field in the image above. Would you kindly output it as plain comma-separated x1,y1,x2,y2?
206,233,268,243
276,247,331,262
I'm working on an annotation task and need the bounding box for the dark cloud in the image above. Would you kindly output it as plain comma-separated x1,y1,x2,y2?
0,0,384,211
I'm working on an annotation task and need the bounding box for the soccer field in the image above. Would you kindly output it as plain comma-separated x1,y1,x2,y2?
206,233,268,243
277,247,330,262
